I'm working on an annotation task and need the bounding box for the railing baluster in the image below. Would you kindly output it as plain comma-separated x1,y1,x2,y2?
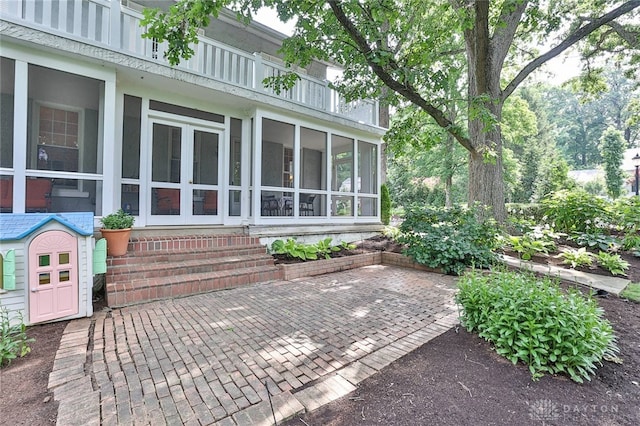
73,0,82,37
231,54,239,84
87,2,96,40
58,0,68,32
24,0,36,23
42,0,52,28
214,48,221,79
204,44,212,76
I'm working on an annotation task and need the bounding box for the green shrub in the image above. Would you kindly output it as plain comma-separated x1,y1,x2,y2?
615,197,640,228
558,247,594,268
1,308,34,367
398,205,500,275
596,251,630,276
456,270,618,383
381,183,391,225
541,189,611,233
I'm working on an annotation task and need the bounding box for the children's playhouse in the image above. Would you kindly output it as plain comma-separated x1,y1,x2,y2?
0,213,99,325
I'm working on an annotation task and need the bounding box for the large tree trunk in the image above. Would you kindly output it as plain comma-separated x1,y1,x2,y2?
465,0,507,223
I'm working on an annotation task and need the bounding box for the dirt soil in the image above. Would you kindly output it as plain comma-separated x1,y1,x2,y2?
2,237,638,426
0,320,67,426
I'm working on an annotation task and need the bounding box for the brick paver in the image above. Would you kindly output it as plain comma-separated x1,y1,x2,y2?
49,265,458,425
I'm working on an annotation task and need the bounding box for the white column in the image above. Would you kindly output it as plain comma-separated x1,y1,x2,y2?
252,112,263,222
12,60,28,214
101,79,118,216
240,117,251,221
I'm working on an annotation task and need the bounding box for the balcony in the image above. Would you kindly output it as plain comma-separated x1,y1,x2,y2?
0,0,379,126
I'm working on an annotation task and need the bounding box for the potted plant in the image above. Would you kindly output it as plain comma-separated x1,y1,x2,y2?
100,209,135,256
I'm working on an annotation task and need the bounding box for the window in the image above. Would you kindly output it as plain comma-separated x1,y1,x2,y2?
37,105,81,173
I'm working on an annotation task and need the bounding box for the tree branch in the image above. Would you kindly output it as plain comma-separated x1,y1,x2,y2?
490,0,529,73
606,20,640,47
502,0,640,101
327,0,474,152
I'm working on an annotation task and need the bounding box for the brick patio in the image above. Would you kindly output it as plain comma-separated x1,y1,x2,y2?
49,265,459,425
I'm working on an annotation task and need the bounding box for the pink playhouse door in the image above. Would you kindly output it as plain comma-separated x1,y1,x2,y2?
29,230,79,323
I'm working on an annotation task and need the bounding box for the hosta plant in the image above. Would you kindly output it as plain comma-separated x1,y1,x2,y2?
596,252,630,276
456,270,618,383
314,237,341,259
570,232,620,252
271,238,318,261
558,248,595,269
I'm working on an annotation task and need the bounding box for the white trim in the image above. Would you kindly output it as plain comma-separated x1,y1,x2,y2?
0,41,115,83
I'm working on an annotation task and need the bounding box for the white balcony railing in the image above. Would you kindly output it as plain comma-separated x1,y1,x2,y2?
1,0,379,126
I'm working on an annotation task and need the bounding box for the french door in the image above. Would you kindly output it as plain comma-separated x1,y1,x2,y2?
147,120,223,225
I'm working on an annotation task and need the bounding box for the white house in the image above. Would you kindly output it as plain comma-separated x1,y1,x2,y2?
0,0,385,307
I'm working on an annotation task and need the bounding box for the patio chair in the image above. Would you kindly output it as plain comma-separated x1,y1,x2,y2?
261,195,279,216
0,177,13,212
299,194,316,216
25,178,52,212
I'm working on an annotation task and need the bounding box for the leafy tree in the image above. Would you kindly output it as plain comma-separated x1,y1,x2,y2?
531,150,576,201
142,0,640,222
546,86,606,168
600,127,627,198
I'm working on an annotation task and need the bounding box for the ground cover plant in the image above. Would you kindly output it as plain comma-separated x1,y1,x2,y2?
621,283,640,302
456,269,619,383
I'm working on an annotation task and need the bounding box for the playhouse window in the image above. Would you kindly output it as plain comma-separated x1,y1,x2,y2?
39,254,50,267
59,252,70,264
39,273,50,285
59,271,70,282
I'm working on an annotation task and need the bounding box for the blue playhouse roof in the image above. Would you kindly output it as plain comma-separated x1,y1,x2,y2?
0,213,94,241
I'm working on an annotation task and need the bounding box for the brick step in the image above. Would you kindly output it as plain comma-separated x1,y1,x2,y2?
107,253,276,282
106,265,283,307
107,244,268,267
127,235,263,254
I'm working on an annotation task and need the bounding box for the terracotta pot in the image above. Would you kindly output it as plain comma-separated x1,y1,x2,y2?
100,228,132,256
